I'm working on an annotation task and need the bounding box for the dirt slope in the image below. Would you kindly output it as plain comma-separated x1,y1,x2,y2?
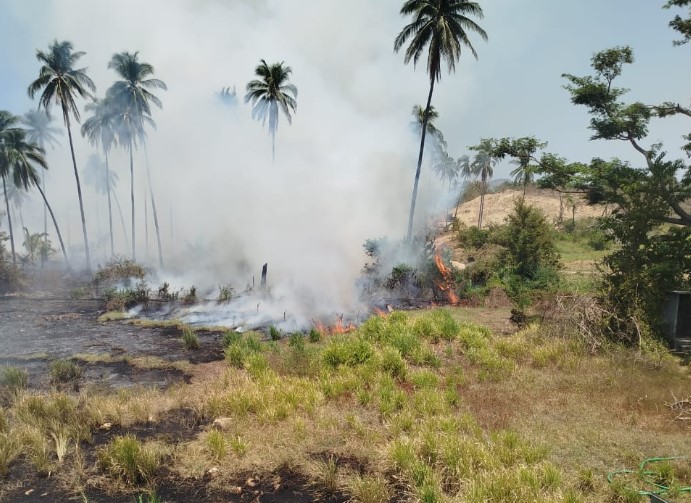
451,188,606,228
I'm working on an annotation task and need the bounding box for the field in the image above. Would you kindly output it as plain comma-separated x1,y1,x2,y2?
1,296,689,503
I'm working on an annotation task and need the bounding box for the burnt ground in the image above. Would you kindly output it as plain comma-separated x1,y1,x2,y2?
0,296,355,502
0,296,222,392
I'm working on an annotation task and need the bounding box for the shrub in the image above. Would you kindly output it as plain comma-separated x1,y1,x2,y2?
182,286,197,305
288,332,305,350
92,256,147,287
322,336,374,368
217,284,234,304
379,347,407,379
224,332,262,368
49,359,82,383
269,326,281,341
181,327,200,350
157,282,178,301
308,328,322,343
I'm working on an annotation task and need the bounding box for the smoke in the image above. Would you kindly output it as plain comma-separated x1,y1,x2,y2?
2,0,455,318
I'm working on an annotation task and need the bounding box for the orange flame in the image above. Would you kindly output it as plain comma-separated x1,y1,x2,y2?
434,253,460,305
313,317,356,336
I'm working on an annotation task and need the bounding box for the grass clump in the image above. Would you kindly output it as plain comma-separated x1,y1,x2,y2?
97,434,161,485
347,474,390,503
1,365,28,391
206,429,226,461
181,326,200,350
268,325,281,341
224,331,262,368
322,336,374,368
49,359,82,383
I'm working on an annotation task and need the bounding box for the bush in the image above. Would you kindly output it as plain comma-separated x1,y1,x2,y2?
224,332,262,368
103,282,150,311
268,326,281,341
49,359,82,383
217,284,234,304
92,256,147,287
308,328,322,343
322,336,374,368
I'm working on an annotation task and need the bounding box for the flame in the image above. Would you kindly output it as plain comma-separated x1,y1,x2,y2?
313,317,356,336
434,253,460,305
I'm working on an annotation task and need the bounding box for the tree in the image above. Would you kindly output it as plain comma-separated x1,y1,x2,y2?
107,51,167,265
81,97,117,257
22,109,61,266
394,0,487,241
0,114,68,266
411,104,446,158
28,40,95,271
665,0,691,45
467,144,496,228
0,111,20,264
244,60,298,163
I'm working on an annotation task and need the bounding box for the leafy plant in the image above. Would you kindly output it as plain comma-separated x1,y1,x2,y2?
98,434,161,484
181,327,200,350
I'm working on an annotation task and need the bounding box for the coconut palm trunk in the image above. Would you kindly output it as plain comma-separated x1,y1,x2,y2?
112,190,129,251
35,182,68,265
144,146,163,268
2,175,16,264
62,107,91,271
478,172,486,229
129,144,136,260
105,152,114,257
406,78,436,242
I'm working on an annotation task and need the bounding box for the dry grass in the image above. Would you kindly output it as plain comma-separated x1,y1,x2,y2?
1,308,689,502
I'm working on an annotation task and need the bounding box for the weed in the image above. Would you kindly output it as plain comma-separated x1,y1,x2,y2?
309,328,322,343
288,332,305,350
181,327,200,350
49,359,82,383
229,435,248,457
70,286,89,299
0,433,20,476
315,455,340,494
157,282,178,301
269,325,281,341
1,365,28,391
323,336,374,368
98,434,161,484
348,474,390,503
206,430,226,461
224,332,262,368
410,369,439,389
217,284,234,304
379,347,407,379
182,286,197,305
135,492,162,503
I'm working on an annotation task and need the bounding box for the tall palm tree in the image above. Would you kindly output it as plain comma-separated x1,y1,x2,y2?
107,51,167,265
22,110,61,261
471,149,495,229
27,40,95,271
0,115,68,265
245,60,298,163
81,97,117,257
395,0,487,241
0,111,21,264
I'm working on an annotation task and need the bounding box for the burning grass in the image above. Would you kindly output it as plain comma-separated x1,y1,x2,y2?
1,308,689,502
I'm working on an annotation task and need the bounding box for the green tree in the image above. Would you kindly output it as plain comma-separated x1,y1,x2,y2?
244,60,298,163
466,143,496,228
0,114,68,265
107,51,167,265
22,110,61,265
411,104,446,157
665,0,691,45
81,97,117,257
394,0,487,241
27,40,95,271
22,227,54,265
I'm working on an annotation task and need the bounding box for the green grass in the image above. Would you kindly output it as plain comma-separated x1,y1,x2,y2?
181,327,200,350
49,359,82,383
1,365,28,391
97,434,162,484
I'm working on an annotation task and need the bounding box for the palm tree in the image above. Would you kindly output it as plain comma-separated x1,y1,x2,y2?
395,0,487,241
81,153,129,252
107,51,167,265
245,60,298,163
81,97,117,257
471,149,495,228
0,111,21,264
27,40,95,271
22,110,61,263
0,115,68,265
411,104,446,158
510,157,535,197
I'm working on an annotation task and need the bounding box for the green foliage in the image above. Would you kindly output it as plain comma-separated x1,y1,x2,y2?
103,282,150,311
268,325,281,341
49,359,82,383
98,434,161,484
0,233,24,293
181,327,200,350
224,332,262,368
157,282,178,301
182,286,197,305
1,365,28,391
322,336,375,368
92,256,147,287
308,328,322,343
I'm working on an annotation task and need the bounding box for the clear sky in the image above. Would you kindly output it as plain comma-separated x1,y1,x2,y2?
0,0,688,301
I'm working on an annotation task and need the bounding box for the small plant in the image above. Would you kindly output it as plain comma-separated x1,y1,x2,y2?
229,435,248,457
206,430,226,460
157,282,178,301
135,492,162,503
269,325,281,341
98,434,161,484
0,433,20,476
70,286,88,299
181,327,200,350
49,359,82,383
316,455,339,494
1,365,28,391
308,328,322,343
217,284,234,304
288,332,305,350
348,474,390,503
182,286,197,305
